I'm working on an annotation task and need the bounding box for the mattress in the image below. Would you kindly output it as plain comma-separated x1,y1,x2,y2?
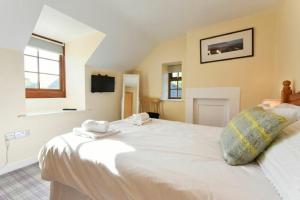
39,119,281,200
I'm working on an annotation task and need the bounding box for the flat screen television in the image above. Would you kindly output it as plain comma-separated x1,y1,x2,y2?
91,74,115,93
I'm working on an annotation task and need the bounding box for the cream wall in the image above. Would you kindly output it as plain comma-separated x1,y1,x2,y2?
135,10,278,122
66,33,105,110
185,10,277,109
134,36,186,122
274,0,300,94
0,48,122,169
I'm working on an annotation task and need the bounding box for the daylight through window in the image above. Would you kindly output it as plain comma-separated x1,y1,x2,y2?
168,71,182,99
24,34,65,98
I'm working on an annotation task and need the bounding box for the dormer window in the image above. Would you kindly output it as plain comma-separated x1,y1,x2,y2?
24,34,65,98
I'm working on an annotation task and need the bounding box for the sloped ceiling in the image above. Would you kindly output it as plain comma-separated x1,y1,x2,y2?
33,6,101,43
0,0,279,71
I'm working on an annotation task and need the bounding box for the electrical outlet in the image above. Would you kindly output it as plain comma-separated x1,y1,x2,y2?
14,130,30,139
4,130,30,141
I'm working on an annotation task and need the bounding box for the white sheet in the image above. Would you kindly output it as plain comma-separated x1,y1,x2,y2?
39,119,280,200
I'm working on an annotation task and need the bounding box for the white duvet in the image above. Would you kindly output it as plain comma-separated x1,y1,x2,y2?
39,119,280,200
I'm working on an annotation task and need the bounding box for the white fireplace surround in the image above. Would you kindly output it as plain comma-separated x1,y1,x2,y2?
185,87,240,126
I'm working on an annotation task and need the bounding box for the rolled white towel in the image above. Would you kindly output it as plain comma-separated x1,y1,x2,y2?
81,120,109,133
73,127,119,139
132,118,151,126
133,113,150,121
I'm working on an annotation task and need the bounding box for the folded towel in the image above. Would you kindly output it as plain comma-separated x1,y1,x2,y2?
133,113,150,121
81,120,109,133
73,128,119,139
132,118,151,126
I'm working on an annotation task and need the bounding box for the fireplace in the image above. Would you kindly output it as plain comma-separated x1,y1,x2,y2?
186,88,240,127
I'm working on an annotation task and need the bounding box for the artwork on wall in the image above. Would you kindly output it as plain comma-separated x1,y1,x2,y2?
200,28,254,64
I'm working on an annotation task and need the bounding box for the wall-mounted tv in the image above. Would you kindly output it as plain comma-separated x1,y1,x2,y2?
91,74,115,93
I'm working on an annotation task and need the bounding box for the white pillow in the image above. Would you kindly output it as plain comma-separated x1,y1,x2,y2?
275,103,300,119
257,120,300,200
269,106,298,125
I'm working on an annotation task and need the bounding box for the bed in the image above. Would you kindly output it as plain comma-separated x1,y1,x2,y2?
38,81,299,200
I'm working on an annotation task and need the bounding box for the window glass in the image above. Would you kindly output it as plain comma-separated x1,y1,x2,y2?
178,81,182,89
25,72,38,88
39,49,60,61
24,56,38,72
170,81,177,89
172,72,178,78
168,71,182,99
170,90,177,98
24,47,38,56
178,90,182,98
24,35,65,98
39,59,60,75
40,74,60,89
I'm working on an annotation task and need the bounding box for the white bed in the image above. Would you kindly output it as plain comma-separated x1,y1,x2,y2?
39,119,281,200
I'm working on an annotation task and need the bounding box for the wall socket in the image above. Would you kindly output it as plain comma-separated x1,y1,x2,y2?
5,130,30,141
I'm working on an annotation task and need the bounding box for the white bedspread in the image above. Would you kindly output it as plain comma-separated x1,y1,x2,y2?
39,119,280,200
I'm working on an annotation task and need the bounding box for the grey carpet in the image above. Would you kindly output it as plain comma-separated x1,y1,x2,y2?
0,163,49,200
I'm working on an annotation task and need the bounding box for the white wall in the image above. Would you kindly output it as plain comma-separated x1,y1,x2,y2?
66,33,106,110
0,48,122,168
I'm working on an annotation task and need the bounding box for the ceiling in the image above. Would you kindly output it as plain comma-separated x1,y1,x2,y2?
34,6,100,43
0,0,279,71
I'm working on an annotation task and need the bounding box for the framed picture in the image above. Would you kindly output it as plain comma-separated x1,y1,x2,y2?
200,28,254,64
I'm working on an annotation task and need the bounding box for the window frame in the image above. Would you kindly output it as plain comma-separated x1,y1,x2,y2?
168,72,182,99
25,34,66,98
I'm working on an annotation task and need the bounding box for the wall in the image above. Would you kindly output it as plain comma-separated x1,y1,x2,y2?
0,48,122,170
134,36,186,122
134,10,278,122
66,32,105,110
274,0,300,94
185,10,277,109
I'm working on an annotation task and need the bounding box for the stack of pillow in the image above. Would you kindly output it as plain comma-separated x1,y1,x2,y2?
220,103,300,200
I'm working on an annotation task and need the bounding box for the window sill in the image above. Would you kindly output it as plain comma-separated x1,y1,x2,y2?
18,109,89,118
161,99,184,102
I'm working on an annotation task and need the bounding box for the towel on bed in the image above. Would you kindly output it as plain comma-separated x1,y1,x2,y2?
130,113,151,126
81,120,109,133
73,128,119,139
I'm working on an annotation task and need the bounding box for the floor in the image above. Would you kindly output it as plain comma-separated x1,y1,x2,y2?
0,164,49,200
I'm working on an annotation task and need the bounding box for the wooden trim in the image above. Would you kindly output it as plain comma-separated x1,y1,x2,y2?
26,89,66,98
25,38,66,99
200,28,254,64
32,33,64,45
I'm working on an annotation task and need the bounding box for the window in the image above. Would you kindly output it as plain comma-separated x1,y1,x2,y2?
24,34,65,98
168,71,182,99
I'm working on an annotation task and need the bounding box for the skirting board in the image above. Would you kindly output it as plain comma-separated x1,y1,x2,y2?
0,157,38,176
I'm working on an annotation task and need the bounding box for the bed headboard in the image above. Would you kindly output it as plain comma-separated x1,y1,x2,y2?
140,97,161,113
281,80,300,105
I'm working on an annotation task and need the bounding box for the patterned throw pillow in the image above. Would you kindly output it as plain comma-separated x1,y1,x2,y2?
220,107,287,165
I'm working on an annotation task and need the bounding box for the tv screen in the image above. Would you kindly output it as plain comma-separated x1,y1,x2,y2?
91,74,115,93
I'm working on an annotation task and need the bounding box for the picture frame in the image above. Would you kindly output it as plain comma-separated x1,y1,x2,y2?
200,28,254,64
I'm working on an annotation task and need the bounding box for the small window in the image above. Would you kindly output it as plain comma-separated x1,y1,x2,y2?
24,34,65,98
168,71,182,99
